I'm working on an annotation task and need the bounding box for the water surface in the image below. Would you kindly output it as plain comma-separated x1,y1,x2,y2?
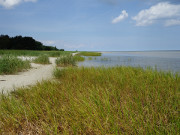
78,51,180,73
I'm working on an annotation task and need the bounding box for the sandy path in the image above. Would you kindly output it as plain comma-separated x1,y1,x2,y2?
0,57,57,94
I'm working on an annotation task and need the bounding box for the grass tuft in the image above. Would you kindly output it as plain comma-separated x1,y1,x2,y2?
33,54,50,64
56,55,76,67
0,66,179,134
0,55,31,75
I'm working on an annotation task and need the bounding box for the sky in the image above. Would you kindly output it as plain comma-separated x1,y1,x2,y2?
0,0,180,51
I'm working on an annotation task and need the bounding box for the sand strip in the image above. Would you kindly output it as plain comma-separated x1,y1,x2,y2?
0,57,57,94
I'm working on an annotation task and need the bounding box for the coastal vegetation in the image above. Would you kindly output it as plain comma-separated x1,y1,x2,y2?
33,55,50,64
56,55,76,67
55,54,85,67
0,66,179,134
78,51,101,56
0,50,73,57
74,55,85,62
0,55,31,75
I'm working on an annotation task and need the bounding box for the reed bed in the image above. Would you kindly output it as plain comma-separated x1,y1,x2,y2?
0,55,31,75
0,66,179,134
33,55,50,64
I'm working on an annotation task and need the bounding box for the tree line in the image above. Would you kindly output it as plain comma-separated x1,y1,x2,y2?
0,35,63,51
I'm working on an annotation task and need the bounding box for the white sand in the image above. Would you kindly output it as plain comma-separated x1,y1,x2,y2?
0,57,57,94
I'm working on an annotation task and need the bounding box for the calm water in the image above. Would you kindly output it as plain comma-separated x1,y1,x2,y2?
78,51,180,73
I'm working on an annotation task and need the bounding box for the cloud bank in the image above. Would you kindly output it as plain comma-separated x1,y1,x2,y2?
0,0,37,9
112,10,128,24
132,2,180,26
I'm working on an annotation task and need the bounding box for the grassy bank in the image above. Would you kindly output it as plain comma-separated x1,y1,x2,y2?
0,50,73,57
0,55,31,75
0,66,179,134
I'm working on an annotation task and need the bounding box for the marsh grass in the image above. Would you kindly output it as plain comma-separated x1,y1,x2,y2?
33,55,50,64
88,57,93,60
0,66,179,134
56,55,76,67
0,55,31,75
74,55,85,62
78,51,101,56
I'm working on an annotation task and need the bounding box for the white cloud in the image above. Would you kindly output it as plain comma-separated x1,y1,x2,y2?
165,19,180,26
112,10,128,24
0,0,37,9
132,2,180,26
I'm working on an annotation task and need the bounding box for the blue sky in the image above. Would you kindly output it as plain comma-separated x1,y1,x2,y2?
0,0,180,51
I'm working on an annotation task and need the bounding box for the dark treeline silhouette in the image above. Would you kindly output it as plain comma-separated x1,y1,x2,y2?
0,35,61,51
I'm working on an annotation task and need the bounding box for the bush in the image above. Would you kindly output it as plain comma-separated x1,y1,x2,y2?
33,54,50,64
0,55,31,74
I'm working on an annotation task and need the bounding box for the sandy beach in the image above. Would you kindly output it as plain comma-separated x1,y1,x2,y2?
0,57,57,94
0,53,79,94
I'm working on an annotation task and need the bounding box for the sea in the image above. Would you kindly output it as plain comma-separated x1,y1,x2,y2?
78,51,180,73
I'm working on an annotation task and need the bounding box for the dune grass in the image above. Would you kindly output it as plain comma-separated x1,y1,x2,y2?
56,55,76,67
0,55,31,75
78,51,101,56
33,54,50,64
0,66,179,134
0,50,73,57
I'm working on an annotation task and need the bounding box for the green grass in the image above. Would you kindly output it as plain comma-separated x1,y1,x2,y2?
0,55,31,75
78,51,101,56
88,57,93,60
56,55,76,67
0,66,179,134
73,55,85,62
0,50,73,57
33,55,50,64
